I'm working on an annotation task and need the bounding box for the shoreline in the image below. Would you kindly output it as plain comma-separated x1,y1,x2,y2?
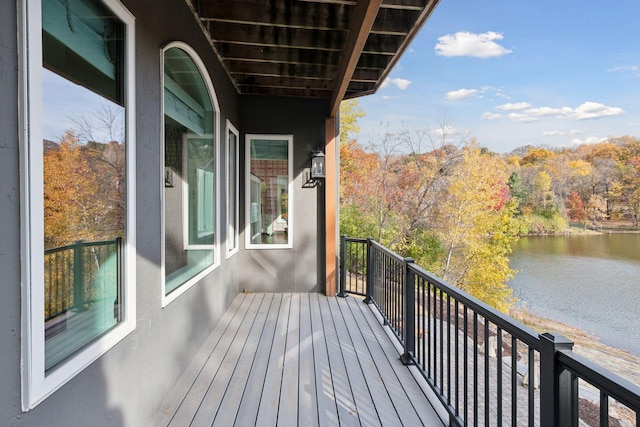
520,221,640,237
510,307,640,388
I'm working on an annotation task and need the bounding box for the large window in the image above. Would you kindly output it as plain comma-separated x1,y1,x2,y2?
226,121,239,257
21,0,136,409
162,43,219,304
245,135,293,249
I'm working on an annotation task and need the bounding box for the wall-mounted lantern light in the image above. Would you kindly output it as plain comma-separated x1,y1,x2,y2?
311,149,326,180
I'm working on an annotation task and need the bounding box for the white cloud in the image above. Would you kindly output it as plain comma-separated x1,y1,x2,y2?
435,31,512,58
446,88,478,100
608,65,640,77
496,102,532,111
508,113,537,123
570,136,607,145
482,112,503,120
434,125,457,137
562,102,624,120
483,101,624,124
482,111,536,122
543,129,583,136
526,107,562,117
381,77,412,90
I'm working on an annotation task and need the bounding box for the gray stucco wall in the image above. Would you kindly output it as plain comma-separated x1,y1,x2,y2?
1,0,240,425
1,1,24,424
239,95,330,293
1,0,329,425
0,0,328,426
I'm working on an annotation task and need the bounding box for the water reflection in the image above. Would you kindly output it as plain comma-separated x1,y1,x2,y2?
509,234,640,356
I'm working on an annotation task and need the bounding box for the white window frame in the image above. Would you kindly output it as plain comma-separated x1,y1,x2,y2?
161,42,220,307
19,0,136,410
245,134,294,250
182,133,216,250
226,120,239,258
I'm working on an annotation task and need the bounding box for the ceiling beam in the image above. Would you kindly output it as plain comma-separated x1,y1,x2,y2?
329,0,382,117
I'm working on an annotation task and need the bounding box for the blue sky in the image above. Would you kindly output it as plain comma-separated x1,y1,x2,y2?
356,0,640,153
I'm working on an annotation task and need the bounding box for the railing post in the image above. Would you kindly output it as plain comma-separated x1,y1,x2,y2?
363,237,373,304
540,332,577,427
400,258,415,365
337,235,349,297
73,241,85,311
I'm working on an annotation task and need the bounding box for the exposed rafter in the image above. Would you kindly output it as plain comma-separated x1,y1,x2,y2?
329,0,382,117
189,0,441,108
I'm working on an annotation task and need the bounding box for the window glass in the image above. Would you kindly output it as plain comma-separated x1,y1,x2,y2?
226,122,239,256
246,136,293,248
41,0,126,374
163,45,217,296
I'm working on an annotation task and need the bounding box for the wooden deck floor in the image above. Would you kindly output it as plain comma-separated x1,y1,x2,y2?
152,293,445,426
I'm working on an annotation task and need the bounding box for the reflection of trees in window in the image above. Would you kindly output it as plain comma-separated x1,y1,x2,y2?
44,129,125,249
39,0,129,375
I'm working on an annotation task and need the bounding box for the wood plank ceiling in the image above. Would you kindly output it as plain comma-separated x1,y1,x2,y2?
188,0,440,115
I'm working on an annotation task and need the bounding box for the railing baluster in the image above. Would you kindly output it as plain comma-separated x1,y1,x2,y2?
421,278,426,369
464,305,468,427
427,281,431,375
600,390,609,427
485,318,490,426
528,347,535,427
338,235,347,297
497,327,503,427
338,237,640,427
512,335,518,427
447,294,451,404
455,299,460,417
401,260,415,365
474,312,478,424
440,290,444,394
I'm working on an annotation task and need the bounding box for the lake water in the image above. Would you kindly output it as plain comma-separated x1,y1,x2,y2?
508,233,640,357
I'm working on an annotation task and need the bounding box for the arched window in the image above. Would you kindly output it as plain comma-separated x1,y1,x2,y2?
162,43,220,304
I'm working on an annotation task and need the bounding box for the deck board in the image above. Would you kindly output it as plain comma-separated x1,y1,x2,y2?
211,293,273,426
232,293,283,426
297,293,318,426
309,293,340,427
153,293,445,427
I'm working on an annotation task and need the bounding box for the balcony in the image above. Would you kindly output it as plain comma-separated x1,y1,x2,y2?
50,238,640,426
151,292,445,426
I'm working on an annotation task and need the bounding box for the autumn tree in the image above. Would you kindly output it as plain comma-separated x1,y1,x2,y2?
340,139,384,240
433,144,517,311
339,99,365,144
566,191,586,228
520,147,555,166
532,170,555,211
44,129,125,249
44,130,102,247
585,194,608,228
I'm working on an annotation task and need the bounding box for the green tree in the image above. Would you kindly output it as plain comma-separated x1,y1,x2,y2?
507,171,528,213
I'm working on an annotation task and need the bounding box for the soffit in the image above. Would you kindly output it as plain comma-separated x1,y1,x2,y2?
188,0,440,115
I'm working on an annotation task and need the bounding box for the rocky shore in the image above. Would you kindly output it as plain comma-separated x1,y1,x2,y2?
511,308,640,426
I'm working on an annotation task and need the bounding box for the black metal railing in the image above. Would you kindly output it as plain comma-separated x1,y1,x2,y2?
44,238,122,322
339,235,640,427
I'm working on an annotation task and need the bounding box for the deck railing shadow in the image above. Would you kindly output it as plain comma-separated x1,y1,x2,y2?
340,236,640,427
